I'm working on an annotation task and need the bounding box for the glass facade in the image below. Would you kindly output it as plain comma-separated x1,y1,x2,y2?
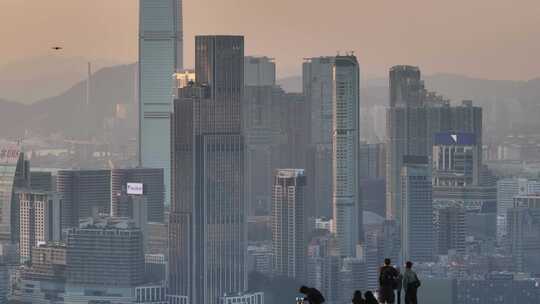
139,0,183,207
401,160,434,263
0,147,29,243
170,36,246,304
303,57,335,219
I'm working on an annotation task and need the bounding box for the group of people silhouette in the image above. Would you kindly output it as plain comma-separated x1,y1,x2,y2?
299,258,421,304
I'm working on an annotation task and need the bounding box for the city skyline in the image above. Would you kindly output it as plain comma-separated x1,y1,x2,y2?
2,1,540,304
1,0,540,80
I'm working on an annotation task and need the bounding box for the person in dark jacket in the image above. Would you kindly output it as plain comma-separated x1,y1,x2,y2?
364,291,379,304
299,286,325,304
396,267,403,304
352,290,365,304
379,258,399,304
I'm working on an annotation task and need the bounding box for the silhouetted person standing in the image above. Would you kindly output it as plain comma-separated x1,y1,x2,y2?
364,291,379,304
352,290,365,304
299,286,325,304
396,267,403,304
379,258,399,304
402,261,421,304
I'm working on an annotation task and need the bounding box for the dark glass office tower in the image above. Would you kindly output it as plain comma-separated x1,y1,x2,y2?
389,65,423,108
170,36,246,304
400,156,434,263
111,168,164,222
30,171,53,192
66,218,144,288
56,170,111,230
0,147,30,244
303,57,334,219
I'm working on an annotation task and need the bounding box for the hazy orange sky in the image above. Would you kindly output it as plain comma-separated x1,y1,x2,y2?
1,0,539,79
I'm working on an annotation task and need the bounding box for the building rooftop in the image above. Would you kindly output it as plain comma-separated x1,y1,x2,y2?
78,216,138,230
390,65,420,72
275,168,305,178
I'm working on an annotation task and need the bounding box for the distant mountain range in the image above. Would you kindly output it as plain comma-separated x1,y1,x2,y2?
278,74,540,107
0,56,121,104
0,63,136,139
1,63,539,139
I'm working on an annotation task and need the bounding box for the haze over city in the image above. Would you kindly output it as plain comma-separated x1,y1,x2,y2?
1,0,539,80
1,1,540,304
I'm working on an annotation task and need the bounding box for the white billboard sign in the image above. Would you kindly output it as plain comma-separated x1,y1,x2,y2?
127,182,143,195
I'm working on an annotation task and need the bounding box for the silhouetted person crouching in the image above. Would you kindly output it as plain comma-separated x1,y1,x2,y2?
352,290,365,304
299,286,325,304
364,291,379,304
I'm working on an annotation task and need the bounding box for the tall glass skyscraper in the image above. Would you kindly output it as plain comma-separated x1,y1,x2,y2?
331,56,361,257
139,0,183,207
386,65,427,222
0,146,29,244
56,169,111,230
303,57,335,219
389,65,423,108
111,168,165,223
400,156,434,263
170,36,246,304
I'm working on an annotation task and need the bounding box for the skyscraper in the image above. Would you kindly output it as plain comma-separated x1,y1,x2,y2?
497,178,529,238
359,178,386,218
243,58,278,216
304,57,335,146
431,131,496,245
271,169,306,280
139,0,183,208
386,106,428,221
435,204,466,255
111,168,165,223
389,65,424,108
66,218,144,288
331,55,361,257
18,190,61,262
339,258,366,303
56,170,111,230
507,195,540,273
359,142,386,180
30,171,53,192
0,145,30,244
432,132,480,188
400,156,434,263
303,57,335,219
386,67,427,221
65,218,145,302
170,36,246,304
244,56,276,87
386,67,482,223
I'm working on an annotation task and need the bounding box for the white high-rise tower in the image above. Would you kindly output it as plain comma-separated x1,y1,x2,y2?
332,55,361,257
139,0,183,207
